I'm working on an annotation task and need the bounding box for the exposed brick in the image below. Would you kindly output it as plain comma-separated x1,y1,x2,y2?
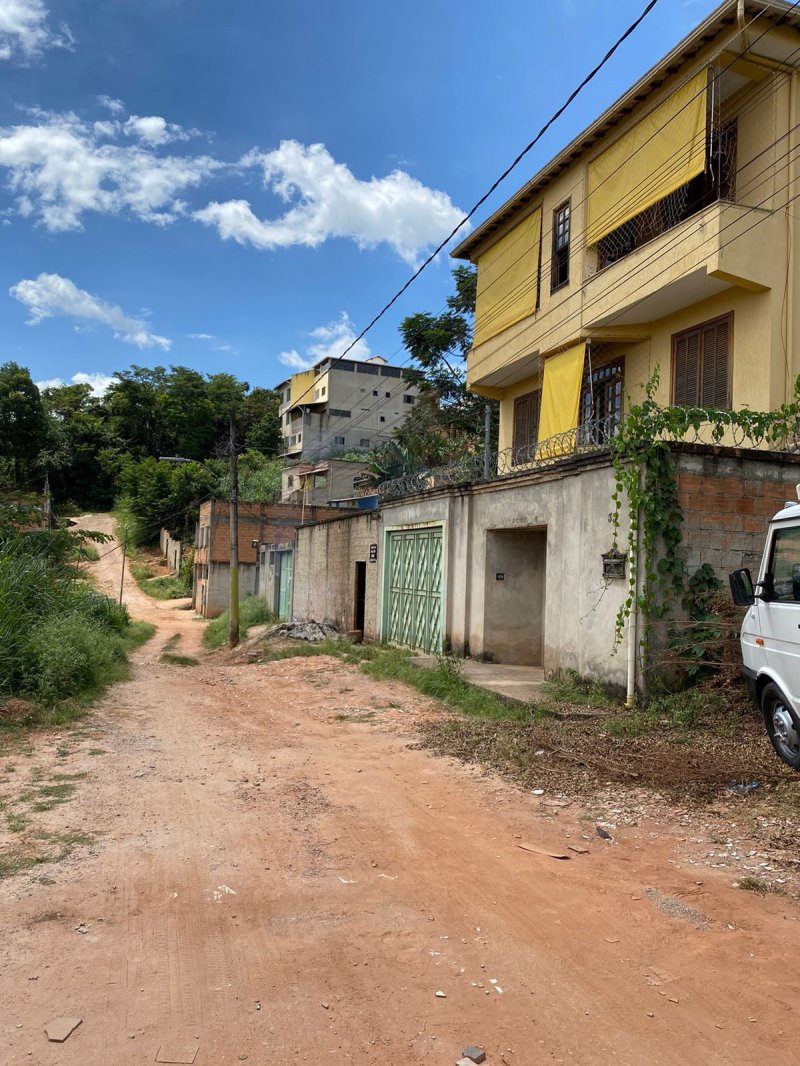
743,514,769,534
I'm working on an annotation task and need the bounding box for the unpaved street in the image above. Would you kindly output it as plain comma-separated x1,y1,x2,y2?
2,514,800,1064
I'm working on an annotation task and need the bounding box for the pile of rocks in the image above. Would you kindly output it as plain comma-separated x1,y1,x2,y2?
271,620,340,643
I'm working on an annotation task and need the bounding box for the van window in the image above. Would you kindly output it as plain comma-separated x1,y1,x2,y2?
768,526,800,601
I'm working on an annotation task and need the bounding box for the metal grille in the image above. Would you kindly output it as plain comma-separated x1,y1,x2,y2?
385,528,443,654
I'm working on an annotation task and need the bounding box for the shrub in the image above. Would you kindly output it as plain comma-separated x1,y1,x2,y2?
23,615,126,704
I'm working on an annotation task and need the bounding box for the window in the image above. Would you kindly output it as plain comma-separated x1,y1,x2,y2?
672,313,732,409
334,435,346,446
596,120,738,270
579,357,625,444
379,415,386,423
767,527,800,602
403,394,415,404
385,391,391,398
329,408,351,418
551,200,570,291
360,438,370,447
372,389,379,396
512,390,541,465
287,475,294,488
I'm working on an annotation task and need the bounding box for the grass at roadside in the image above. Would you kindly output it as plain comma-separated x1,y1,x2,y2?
0,620,155,737
159,633,199,667
204,597,278,648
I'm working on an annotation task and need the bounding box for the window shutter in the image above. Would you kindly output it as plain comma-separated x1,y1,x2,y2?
700,320,729,409
674,330,700,406
512,390,541,459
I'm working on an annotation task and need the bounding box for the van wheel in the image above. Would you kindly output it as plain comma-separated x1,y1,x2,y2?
761,683,800,771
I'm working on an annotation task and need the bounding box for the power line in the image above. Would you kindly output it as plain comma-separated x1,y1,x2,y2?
279,0,662,419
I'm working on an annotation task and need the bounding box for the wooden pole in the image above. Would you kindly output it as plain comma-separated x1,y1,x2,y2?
119,542,126,606
229,406,240,649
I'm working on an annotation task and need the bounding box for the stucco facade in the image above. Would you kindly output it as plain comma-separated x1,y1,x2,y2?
454,1,800,461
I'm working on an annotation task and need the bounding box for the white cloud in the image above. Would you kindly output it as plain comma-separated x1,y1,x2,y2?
124,115,194,147
278,312,370,371
0,0,72,62
188,332,215,341
189,330,235,354
36,371,113,396
11,272,171,349
194,140,465,265
97,95,125,116
0,109,221,231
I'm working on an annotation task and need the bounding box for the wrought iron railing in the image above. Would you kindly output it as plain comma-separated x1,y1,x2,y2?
375,415,800,503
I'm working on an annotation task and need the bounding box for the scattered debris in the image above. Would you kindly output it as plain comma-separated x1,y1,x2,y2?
603,938,620,944
568,845,589,855
516,842,570,860
269,621,340,643
155,1048,198,1064
531,788,545,796
44,1017,82,1043
74,923,89,934
435,990,447,998
728,781,760,795
462,1049,487,1065
321,1002,329,1010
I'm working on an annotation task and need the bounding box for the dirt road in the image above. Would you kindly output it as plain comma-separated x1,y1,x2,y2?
2,514,799,1065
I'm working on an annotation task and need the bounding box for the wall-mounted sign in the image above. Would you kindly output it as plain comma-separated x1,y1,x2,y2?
369,543,378,563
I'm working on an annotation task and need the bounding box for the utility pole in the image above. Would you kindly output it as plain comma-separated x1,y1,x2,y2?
229,405,240,649
119,541,126,606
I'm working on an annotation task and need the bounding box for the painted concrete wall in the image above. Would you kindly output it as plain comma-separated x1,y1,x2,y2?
292,512,381,637
382,456,631,685
194,562,259,619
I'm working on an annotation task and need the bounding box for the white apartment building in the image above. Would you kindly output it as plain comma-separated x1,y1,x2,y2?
276,355,420,461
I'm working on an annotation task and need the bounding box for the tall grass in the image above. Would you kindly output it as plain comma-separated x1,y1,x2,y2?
0,530,153,713
203,596,277,648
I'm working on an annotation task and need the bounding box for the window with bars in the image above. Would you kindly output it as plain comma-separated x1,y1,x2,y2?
596,120,738,270
551,200,571,291
512,389,541,464
672,313,732,409
579,357,625,445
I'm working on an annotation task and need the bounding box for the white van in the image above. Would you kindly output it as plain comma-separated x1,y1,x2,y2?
730,494,800,770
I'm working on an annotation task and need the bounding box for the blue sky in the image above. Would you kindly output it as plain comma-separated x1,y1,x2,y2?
0,0,719,395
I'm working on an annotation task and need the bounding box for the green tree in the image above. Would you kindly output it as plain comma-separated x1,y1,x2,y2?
241,387,282,456
163,366,216,460
389,266,497,474
106,366,169,458
0,362,47,483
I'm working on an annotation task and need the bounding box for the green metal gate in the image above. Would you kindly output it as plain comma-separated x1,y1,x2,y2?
277,550,294,620
385,527,443,653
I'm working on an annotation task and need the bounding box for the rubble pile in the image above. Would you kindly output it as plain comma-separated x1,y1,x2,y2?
271,620,340,643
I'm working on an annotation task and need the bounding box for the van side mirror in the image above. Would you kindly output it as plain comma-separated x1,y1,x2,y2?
729,568,755,606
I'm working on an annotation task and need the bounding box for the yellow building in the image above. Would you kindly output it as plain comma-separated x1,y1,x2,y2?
453,0,800,466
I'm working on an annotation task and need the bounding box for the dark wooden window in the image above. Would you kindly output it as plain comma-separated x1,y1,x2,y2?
551,200,571,291
579,357,625,444
512,389,541,464
672,313,732,409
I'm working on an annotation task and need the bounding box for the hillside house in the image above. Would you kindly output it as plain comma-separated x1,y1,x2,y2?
285,1,800,697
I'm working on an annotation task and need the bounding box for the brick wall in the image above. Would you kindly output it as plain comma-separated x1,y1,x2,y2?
675,446,800,577
194,500,342,564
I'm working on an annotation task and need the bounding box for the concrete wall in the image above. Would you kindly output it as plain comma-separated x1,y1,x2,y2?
381,454,631,685
195,561,259,619
484,529,546,665
292,511,381,637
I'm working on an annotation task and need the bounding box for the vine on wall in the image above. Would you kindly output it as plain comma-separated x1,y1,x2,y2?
610,371,800,646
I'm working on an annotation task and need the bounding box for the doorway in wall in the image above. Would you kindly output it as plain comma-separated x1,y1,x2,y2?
483,528,546,665
354,561,367,633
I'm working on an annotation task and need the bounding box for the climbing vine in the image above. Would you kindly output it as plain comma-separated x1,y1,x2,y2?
610,370,800,645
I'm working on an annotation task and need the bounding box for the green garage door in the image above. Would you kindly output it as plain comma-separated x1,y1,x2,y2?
385,527,443,653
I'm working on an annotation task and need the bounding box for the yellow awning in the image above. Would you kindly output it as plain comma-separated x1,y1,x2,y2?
473,208,541,347
586,69,708,247
537,342,586,447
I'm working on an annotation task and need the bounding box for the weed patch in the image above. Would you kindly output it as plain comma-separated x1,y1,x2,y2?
204,597,277,648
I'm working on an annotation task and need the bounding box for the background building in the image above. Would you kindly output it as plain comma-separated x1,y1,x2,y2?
276,355,420,461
